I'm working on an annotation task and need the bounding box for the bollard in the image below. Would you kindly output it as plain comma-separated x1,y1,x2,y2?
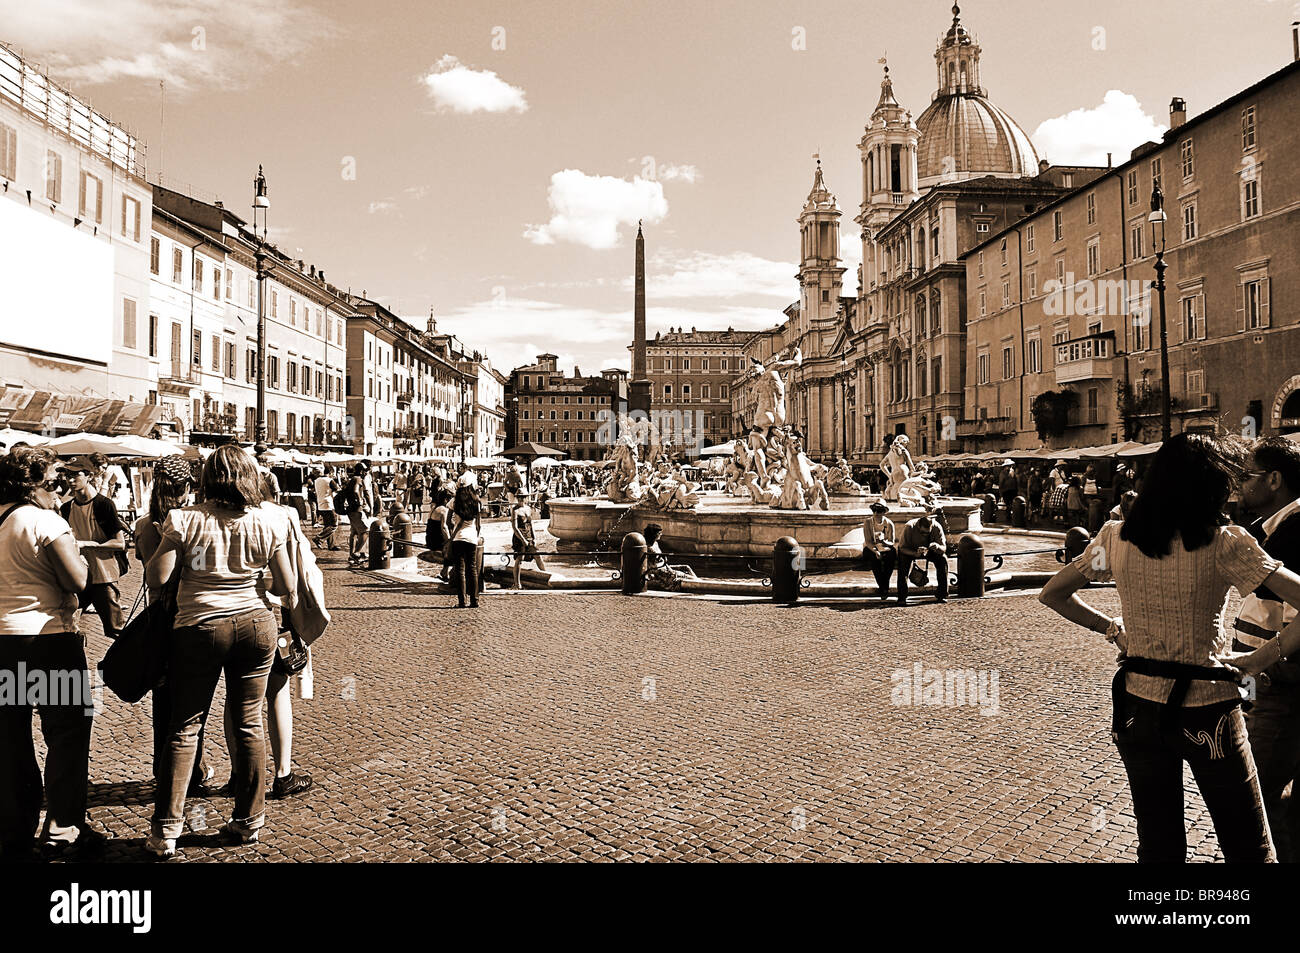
1011,495,1027,529
390,504,414,558
367,514,391,570
956,533,985,599
982,493,998,524
621,532,647,595
771,536,802,604
1063,526,1091,562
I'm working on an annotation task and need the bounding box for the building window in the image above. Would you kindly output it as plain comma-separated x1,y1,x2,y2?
1056,257,1066,284
45,150,62,203
977,251,984,278
1130,224,1143,259
978,291,986,317
1001,280,1011,309
225,268,233,300
1025,223,1035,252
1086,192,1096,225
1180,138,1194,180
1002,345,1013,379
1000,238,1007,265
1027,268,1037,298
193,259,203,293
268,355,279,389
977,349,990,384
1182,202,1197,241
1133,309,1148,351
150,236,160,275
192,329,202,366
248,278,255,309
148,313,158,357
703,384,711,400
1053,210,1063,242
79,171,103,223
172,247,183,283
1127,170,1138,205
211,334,219,371
271,290,278,318
226,342,236,378
1243,278,1269,330
247,348,256,383
212,266,220,300
171,323,183,369
1242,105,1256,151
122,298,136,349
0,122,15,180
1086,239,1100,277
1027,335,1042,374
664,385,672,397
122,195,141,241
1181,293,1204,341
290,299,297,327
1151,156,1162,190
1242,177,1260,220
1062,173,1074,188
976,222,989,234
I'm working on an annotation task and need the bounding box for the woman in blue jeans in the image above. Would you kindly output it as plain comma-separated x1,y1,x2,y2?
1041,433,1300,862
144,446,293,858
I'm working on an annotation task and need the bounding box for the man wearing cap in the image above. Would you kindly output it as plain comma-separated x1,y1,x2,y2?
896,508,948,605
861,501,897,601
59,456,126,640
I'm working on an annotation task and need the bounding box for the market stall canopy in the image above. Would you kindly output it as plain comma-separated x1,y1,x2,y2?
1117,441,1161,457
530,457,560,469
502,442,567,459
116,435,186,459
320,452,356,464
46,432,165,457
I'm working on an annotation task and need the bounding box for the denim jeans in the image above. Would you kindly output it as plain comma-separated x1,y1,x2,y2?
450,540,479,607
0,632,94,852
1114,693,1275,862
861,545,896,596
1242,668,1300,862
152,608,276,840
151,678,210,788
897,544,948,602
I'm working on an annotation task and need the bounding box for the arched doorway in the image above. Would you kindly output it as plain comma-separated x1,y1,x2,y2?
1281,390,1300,434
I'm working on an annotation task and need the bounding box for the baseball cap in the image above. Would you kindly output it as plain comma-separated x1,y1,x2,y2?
58,455,97,475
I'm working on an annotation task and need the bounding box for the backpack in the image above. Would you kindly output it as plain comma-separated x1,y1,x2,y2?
333,487,356,515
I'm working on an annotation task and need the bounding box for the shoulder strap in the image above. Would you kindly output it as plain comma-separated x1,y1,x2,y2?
0,502,31,534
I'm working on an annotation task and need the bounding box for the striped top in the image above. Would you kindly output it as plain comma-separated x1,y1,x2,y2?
1073,520,1282,706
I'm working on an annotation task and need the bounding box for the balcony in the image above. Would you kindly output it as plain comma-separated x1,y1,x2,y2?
891,192,907,206
396,390,413,409
1054,332,1116,386
956,416,1014,438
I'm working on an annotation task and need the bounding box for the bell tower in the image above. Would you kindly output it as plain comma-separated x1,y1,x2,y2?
797,158,845,338
855,61,919,310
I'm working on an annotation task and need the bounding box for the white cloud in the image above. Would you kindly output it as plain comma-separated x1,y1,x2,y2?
1033,91,1167,167
3,0,329,91
524,170,668,250
643,250,796,300
420,55,528,114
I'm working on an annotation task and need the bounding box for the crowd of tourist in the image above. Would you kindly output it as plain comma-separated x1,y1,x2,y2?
0,441,321,862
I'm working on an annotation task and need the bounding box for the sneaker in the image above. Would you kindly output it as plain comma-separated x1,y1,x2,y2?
216,823,260,845
187,765,219,798
39,826,107,860
143,834,176,859
271,772,313,800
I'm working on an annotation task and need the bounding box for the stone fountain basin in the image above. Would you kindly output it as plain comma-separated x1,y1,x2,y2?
547,492,984,559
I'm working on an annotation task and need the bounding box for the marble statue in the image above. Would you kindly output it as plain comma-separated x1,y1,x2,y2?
748,347,802,437
897,462,943,507
881,434,914,503
826,457,866,495
606,433,644,503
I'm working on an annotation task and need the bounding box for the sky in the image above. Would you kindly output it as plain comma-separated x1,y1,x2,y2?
1,0,1292,376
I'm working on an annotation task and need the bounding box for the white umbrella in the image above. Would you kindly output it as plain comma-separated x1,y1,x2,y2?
698,441,736,457
46,432,137,456
531,457,560,469
116,435,185,458
0,426,50,446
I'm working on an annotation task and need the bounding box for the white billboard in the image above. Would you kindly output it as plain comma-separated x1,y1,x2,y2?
0,196,114,364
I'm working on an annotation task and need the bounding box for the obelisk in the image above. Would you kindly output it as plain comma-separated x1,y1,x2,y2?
628,220,651,417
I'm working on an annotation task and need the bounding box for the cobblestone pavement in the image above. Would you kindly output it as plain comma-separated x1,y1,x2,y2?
56,550,1229,862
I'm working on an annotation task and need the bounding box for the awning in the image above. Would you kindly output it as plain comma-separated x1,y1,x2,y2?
0,385,161,436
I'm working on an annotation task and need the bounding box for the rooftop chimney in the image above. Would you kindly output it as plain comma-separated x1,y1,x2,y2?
1038,158,1049,174
1106,152,1113,168
1170,97,1187,129
1293,19,1299,61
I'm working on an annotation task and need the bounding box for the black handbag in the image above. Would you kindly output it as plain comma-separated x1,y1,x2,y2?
273,623,310,676
99,593,173,703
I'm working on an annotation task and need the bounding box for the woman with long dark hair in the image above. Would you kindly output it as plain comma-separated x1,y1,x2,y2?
1040,433,1300,862
0,446,97,860
448,475,482,608
143,445,293,857
134,456,215,796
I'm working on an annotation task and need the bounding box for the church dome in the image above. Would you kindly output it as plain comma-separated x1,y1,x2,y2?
914,3,1040,187
915,93,1040,185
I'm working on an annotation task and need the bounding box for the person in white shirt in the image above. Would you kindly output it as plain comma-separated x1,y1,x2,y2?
313,472,339,550
448,473,482,608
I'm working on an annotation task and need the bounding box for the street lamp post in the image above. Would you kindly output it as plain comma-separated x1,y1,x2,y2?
1149,183,1172,442
252,166,270,453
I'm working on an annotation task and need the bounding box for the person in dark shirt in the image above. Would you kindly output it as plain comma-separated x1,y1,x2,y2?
897,509,948,605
